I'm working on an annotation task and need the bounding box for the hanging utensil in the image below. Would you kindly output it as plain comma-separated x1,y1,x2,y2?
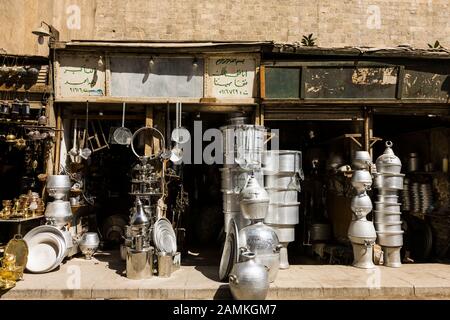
69,119,80,163
111,102,133,145
80,101,92,159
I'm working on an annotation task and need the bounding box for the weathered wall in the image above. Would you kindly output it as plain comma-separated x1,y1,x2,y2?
1,0,450,56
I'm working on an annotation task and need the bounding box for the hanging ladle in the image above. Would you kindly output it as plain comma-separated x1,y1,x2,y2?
80,101,92,160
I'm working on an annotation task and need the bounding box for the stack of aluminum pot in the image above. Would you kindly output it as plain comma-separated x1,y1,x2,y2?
262,150,302,269
374,141,404,268
220,117,266,232
348,151,377,269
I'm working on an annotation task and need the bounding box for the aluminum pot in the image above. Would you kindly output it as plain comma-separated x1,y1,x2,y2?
46,175,71,200
374,212,402,223
352,151,372,170
44,200,72,227
264,203,299,225
265,173,301,191
376,231,404,247
229,251,269,300
347,220,377,245
351,192,373,217
310,223,332,241
266,224,295,243
238,222,280,256
220,168,263,192
351,170,372,193
374,173,404,190
223,192,241,212
374,202,401,213
374,221,403,232
351,242,376,269
239,176,269,220
79,232,100,259
376,194,399,203
375,141,402,174
266,189,298,204
254,251,281,283
262,150,302,174
383,246,402,268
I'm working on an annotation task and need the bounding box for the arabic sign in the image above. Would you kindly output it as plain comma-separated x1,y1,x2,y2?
208,57,255,98
57,54,105,97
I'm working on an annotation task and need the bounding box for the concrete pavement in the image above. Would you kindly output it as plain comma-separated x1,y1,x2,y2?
2,250,450,299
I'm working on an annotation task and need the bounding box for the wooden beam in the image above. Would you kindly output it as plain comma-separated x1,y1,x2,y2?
260,65,266,99
145,106,154,156
54,105,62,174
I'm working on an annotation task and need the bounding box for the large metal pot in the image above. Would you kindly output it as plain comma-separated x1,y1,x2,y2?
376,231,404,247
266,189,298,203
265,203,299,225
46,175,71,200
263,150,302,174
264,173,301,191
374,173,404,190
223,192,241,212
44,200,73,227
347,220,377,245
374,202,401,213
352,151,372,170
229,251,269,300
375,141,402,174
351,170,372,193
374,221,403,232
239,175,269,220
350,192,373,217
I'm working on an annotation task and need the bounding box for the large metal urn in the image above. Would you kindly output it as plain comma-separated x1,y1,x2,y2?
238,222,281,282
229,251,269,300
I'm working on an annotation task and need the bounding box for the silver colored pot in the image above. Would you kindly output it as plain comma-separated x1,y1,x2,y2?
223,192,241,212
264,173,301,191
376,194,399,203
79,232,100,259
347,220,377,245
374,221,403,232
126,246,154,280
265,203,299,225
254,251,281,283
46,175,72,200
374,202,401,213
238,222,280,256
44,200,73,227
375,141,402,174
262,150,302,174
220,168,263,192
376,231,404,247
351,170,372,193
266,224,295,243
351,192,373,217
239,175,269,220
374,173,404,190
352,151,372,170
310,223,332,241
383,246,402,268
229,251,269,300
374,212,402,223
266,189,298,203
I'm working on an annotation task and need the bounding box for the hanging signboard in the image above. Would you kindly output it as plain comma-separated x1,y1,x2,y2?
56,53,106,98
207,56,256,98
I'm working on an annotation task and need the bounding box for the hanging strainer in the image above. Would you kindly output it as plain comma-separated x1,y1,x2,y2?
110,102,132,145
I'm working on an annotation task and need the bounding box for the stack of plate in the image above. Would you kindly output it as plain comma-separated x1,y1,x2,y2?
419,183,433,214
402,179,411,211
153,217,177,254
24,225,69,273
411,182,421,213
262,150,302,269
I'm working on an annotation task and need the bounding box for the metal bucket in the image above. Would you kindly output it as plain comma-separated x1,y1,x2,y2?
157,252,173,277
264,203,300,225
263,150,302,174
126,246,154,280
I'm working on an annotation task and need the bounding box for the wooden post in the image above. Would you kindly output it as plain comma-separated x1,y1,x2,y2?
54,104,62,174
145,105,154,156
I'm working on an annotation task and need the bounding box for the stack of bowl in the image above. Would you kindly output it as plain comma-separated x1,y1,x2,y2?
262,150,302,269
374,141,404,268
348,151,376,269
220,117,266,232
45,175,73,228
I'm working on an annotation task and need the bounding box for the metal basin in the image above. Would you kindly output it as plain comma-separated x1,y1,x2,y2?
265,203,299,225
263,150,302,174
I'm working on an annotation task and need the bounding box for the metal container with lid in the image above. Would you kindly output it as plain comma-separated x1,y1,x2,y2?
262,150,302,174
239,175,269,220
376,141,402,174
